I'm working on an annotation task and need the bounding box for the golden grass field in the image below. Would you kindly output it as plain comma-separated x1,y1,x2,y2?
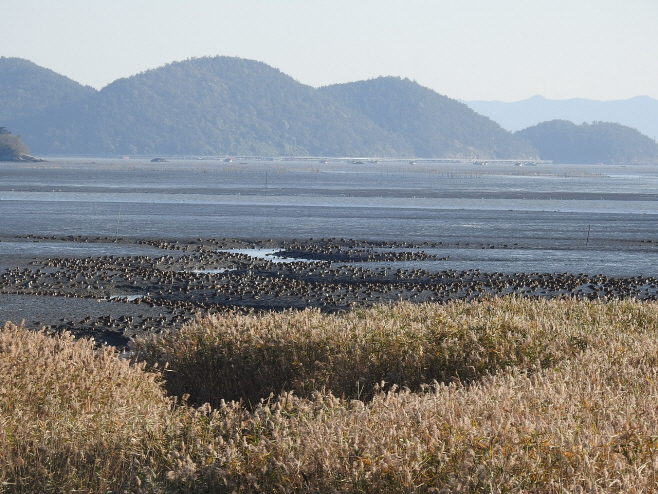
3,297,658,492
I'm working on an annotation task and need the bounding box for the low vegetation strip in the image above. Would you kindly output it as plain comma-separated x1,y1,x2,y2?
2,298,658,492
131,298,641,408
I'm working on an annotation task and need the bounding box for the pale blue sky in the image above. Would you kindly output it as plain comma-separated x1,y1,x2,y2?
3,0,657,101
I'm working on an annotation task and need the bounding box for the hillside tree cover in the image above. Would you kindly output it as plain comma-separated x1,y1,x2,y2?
1,56,536,158
0,127,30,160
320,77,537,159
3,58,410,157
5,56,656,163
0,57,95,123
516,120,658,164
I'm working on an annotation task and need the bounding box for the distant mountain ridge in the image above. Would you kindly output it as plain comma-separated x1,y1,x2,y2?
466,95,658,141
0,56,535,158
2,56,655,163
9,57,410,157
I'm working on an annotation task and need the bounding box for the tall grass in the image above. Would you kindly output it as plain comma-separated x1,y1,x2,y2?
0,322,177,492
132,298,608,407
146,298,658,492
3,298,658,492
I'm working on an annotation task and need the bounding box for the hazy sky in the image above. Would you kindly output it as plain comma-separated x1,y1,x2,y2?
3,0,657,101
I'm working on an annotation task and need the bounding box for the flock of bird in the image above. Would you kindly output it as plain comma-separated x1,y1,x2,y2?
2,236,658,347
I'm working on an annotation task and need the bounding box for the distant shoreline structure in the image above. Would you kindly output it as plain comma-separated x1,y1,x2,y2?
26,154,554,165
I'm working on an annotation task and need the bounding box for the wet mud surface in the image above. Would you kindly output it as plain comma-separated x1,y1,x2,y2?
2,235,658,348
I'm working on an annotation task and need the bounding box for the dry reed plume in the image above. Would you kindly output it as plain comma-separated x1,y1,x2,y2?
0,322,173,492
3,297,658,491
132,298,592,407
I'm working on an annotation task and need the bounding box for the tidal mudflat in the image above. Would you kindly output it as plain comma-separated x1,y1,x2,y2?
2,159,658,346
2,234,658,347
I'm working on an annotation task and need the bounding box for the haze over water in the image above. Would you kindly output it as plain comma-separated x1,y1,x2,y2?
1,158,657,277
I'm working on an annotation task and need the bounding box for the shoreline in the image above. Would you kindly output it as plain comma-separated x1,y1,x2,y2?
2,235,658,347
0,153,46,162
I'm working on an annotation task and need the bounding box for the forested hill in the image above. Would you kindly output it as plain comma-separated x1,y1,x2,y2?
10,57,415,157
516,120,658,164
0,127,29,160
0,57,96,123
1,56,535,158
319,77,536,159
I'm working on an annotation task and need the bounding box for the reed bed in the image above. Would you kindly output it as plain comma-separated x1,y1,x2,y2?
0,322,173,492
132,297,614,407
3,297,658,492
